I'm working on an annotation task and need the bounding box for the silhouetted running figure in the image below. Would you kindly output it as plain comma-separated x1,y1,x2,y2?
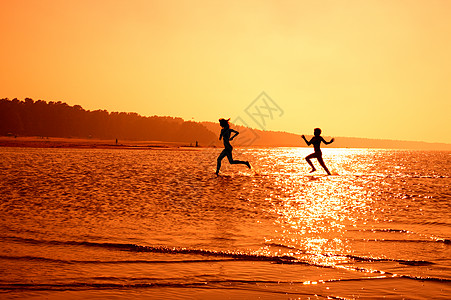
301,128,334,175
216,118,251,175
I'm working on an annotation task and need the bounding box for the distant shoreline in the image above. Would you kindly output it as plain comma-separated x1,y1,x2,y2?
0,136,205,150
1,136,450,151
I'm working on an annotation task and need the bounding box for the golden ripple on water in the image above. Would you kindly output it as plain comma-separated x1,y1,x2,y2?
259,150,389,265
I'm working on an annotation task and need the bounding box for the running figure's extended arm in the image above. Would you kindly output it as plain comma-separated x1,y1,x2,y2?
301,135,312,146
322,137,335,145
229,129,239,141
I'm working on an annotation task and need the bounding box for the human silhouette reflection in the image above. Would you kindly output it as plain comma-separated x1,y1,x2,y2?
301,128,334,175
216,118,251,175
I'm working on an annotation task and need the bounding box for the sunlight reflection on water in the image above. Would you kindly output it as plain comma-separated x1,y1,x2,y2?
0,147,450,298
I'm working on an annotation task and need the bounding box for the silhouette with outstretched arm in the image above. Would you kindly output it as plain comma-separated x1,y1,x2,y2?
301,128,334,175
216,118,251,175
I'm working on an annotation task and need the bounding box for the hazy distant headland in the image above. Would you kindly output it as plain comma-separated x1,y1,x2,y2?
1,98,450,150
202,122,451,150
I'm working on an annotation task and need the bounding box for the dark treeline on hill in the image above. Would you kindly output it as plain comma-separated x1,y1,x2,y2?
0,98,216,144
1,98,450,150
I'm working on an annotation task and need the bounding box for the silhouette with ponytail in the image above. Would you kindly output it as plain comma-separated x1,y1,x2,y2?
216,118,251,175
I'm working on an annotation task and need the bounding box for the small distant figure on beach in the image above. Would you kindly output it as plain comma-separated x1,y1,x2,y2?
301,128,334,175
216,118,251,175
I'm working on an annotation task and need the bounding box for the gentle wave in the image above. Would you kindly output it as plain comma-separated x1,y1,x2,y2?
353,238,450,244
348,228,450,244
1,275,449,292
3,236,445,281
264,242,301,251
4,236,438,265
1,236,297,262
0,255,236,265
353,228,413,233
336,254,433,266
265,241,435,265
276,261,450,283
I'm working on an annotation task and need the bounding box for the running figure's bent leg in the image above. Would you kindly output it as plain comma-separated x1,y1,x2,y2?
226,150,251,169
216,150,227,175
305,153,317,173
317,156,331,175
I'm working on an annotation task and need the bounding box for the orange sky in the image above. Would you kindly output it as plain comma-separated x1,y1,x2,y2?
1,0,450,143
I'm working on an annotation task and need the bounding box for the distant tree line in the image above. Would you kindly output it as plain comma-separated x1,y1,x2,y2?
0,98,216,144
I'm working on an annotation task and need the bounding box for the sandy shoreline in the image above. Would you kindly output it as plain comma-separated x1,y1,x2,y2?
0,136,204,150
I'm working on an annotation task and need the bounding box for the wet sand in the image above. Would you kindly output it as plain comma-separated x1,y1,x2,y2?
0,136,201,150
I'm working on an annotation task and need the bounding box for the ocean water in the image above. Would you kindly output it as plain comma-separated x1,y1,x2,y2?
0,147,450,299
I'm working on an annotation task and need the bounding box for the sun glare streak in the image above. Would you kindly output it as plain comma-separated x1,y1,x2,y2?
258,149,386,266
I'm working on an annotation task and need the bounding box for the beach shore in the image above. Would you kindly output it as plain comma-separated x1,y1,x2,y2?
0,136,203,150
